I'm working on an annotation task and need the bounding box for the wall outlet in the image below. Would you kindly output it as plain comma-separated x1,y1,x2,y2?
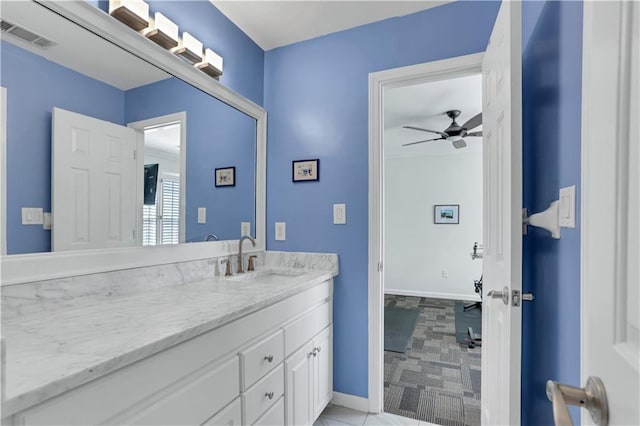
275,222,286,241
241,222,251,236
197,207,206,224
442,269,449,278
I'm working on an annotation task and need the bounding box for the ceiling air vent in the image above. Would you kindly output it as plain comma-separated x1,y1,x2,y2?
0,19,57,50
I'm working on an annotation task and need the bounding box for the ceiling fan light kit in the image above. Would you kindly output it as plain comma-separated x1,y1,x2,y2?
402,109,483,149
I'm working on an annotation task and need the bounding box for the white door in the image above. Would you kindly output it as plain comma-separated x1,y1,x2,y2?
581,2,639,425
52,107,137,251
480,1,522,425
285,340,314,426
312,326,333,419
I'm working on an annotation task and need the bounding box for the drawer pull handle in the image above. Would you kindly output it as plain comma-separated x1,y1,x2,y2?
265,392,274,400
264,354,274,363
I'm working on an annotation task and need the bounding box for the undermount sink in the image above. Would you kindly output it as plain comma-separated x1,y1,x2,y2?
224,269,305,283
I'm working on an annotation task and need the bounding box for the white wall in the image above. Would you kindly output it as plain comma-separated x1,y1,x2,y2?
384,150,482,301
144,147,179,176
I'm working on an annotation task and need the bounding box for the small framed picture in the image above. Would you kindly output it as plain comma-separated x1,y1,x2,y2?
215,166,235,187
292,159,319,182
434,204,459,224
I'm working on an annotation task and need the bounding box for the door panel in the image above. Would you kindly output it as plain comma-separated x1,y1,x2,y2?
285,341,313,426
582,2,640,424
52,107,137,251
481,1,522,424
313,326,333,420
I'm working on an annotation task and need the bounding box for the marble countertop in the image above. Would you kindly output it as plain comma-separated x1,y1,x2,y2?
1,267,335,417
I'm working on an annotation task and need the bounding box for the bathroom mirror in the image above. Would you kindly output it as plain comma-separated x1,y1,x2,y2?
0,1,258,255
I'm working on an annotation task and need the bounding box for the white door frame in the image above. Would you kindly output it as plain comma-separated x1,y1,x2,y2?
128,112,187,245
367,52,484,412
1,87,6,256
581,1,639,423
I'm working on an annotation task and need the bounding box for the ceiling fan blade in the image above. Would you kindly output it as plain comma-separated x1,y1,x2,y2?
452,138,467,149
461,112,482,130
402,137,444,147
403,125,449,138
466,131,483,137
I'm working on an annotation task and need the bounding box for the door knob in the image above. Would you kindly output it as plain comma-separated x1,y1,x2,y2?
546,376,609,426
487,286,509,305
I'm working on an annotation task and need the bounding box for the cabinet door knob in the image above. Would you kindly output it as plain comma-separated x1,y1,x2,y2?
265,392,274,400
264,354,274,363
315,346,321,353
309,348,318,357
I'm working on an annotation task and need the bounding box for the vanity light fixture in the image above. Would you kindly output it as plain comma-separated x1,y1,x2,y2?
143,12,178,49
196,48,223,80
108,0,149,31
171,32,203,64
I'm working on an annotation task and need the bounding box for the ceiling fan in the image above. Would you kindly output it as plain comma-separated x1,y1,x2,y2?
402,109,482,149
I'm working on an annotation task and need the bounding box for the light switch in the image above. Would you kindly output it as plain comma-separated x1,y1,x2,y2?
241,222,251,236
21,208,43,225
43,212,52,230
333,204,346,225
559,185,576,228
275,222,286,241
198,207,207,224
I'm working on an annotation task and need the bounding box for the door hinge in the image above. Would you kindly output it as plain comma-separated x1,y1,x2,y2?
133,150,137,161
377,262,383,272
132,229,136,239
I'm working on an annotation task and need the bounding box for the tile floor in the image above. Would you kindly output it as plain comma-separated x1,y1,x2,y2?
315,405,439,426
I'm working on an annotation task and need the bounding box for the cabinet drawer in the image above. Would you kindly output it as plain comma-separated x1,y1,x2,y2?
240,330,284,390
253,397,284,426
242,364,284,425
284,302,331,355
202,397,241,426
127,357,239,425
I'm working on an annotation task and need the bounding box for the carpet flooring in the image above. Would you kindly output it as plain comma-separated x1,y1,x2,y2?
383,295,482,426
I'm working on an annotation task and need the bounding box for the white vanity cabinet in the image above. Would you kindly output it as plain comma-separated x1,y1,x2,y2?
7,279,333,426
285,326,333,426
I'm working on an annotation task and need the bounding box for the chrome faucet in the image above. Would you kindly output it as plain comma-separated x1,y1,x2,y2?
205,233,219,241
237,235,256,273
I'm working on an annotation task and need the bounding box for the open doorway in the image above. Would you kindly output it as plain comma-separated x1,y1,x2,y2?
380,73,484,425
128,112,186,246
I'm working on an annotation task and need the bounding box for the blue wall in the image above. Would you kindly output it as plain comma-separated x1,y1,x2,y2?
263,1,501,398
1,41,125,254
97,0,264,106
521,1,583,425
125,78,256,242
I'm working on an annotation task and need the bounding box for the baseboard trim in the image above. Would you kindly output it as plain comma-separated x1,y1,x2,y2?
384,288,481,302
331,392,370,413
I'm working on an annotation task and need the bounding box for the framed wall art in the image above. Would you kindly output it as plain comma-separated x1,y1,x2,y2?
434,204,459,224
292,159,319,182
215,166,235,187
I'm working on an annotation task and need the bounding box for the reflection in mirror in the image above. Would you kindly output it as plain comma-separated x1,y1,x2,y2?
0,1,256,255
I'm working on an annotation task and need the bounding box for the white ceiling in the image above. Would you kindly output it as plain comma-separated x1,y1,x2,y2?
0,1,170,90
384,73,483,159
211,1,451,50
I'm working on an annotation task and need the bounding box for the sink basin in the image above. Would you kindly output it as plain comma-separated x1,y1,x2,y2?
224,269,305,283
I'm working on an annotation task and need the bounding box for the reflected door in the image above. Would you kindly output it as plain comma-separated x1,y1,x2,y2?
52,107,137,251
